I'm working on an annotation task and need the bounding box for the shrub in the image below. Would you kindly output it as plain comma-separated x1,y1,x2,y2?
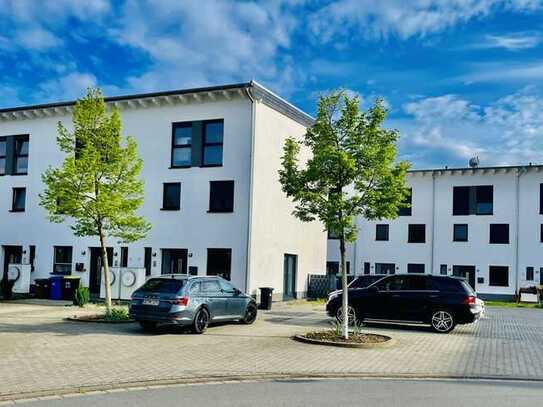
73,286,90,307
104,307,131,321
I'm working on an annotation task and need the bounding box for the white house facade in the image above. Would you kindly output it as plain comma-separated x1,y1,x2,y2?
327,165,543,300
0,81,326,300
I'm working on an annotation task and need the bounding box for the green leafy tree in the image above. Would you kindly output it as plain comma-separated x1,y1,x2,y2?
40,88,151,313
279,91,410,338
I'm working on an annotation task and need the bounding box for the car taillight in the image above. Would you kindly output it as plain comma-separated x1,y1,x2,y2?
463,295,476,305
170,297,189,306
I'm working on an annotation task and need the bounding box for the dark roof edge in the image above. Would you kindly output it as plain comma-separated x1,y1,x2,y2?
408,164,543,174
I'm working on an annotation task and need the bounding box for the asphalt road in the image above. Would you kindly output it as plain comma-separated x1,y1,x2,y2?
17,379,543,406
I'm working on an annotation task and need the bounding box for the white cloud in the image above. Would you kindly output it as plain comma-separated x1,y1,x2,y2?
14,27,62,51
37,72,98,102
459,60,543,83
308,0,541,42
399,87,543,167
474,32,542,50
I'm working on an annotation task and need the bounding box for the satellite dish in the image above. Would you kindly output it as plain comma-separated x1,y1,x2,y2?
469,156,479,168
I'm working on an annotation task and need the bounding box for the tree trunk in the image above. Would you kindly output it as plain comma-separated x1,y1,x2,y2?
98,225,113,314
340,236,349,339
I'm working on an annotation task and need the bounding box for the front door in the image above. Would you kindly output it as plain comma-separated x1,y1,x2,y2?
161,249,188,275
89,247,113,295
2,246,22,281
283,254,297,300
452,265,476,290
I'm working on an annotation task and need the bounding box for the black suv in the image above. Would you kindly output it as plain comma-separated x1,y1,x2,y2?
326,274,483,333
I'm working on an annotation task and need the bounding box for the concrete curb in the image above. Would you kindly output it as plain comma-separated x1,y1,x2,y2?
2,372,543,403
293,334,395,348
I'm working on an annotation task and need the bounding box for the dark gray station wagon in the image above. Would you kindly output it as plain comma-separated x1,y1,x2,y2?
129,275,258,333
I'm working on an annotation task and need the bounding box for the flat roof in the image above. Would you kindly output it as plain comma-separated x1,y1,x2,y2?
409,163,543,175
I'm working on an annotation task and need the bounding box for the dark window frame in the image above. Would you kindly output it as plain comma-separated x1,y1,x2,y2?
375,224,389,241
13,135,29,175
11,187,26,212
489,265,509,287
208,180,234,213
453,224,468,242
201,120,224,167
53,246,73,275
540,183,543,215
489,224,509,244
540,224,543,243
162,182,181,211
375,263,395,274
206,248,232,281
120,247,129,268
453,185,493,216
407,263,425,274
408,224,426,243
526,266,534,281
171,122,193,168
440,264,448,275
0,136,6,176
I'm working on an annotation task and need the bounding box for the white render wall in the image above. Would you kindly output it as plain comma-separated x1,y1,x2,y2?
248,100,327,298
327,167,543,299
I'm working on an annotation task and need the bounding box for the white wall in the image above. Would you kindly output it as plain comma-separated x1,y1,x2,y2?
247,100,327,298
0,97,252,290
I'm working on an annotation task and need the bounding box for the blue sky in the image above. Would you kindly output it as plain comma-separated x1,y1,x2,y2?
1,0,543,168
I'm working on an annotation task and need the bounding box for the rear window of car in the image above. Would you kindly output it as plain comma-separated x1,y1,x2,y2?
140,278,185,294
432,277,465,293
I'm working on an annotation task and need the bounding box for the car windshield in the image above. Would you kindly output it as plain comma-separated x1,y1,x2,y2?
139,278,185,294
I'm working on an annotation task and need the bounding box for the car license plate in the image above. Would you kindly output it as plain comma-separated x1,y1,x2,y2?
143,298,159,306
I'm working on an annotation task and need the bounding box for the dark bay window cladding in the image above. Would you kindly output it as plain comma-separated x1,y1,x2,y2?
53,246,73,275
171,120,224,168
540,184,543,214
398,188,412,216
375,224,389,241
407,263,425,274
11,188,26,212
0,135,29,175
209,180,234,212
489,224,509,244
489,266,509,287
408,224,426,243
326,261,350,275
375,263,395,274
120,247,128,268
162,182,181,210
453,224,468,242
526,266,534,281
207,248,232,280
453,185,493,215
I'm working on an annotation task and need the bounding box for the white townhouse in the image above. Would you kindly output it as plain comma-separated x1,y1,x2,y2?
327,164,543,300
0,81,326,300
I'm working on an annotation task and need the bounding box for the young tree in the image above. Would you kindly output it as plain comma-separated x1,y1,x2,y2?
40,88,151,313
279,91,410,339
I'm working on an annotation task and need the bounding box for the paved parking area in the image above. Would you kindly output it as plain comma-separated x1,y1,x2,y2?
0,301,542,399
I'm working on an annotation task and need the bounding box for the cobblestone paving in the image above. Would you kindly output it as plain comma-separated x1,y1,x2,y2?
1,301,542,398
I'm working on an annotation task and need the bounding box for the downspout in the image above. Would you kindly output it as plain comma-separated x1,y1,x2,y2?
430,172,436,275
244,86,256,295
514,167,527,296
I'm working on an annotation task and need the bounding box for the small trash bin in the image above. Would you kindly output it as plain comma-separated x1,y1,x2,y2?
34,279,50,299
259,287,274,310
49,276,64,300
62,276,80,301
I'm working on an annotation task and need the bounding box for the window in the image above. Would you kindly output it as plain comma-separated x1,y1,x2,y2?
489,266,509,287
29,245,36,272
541,224,543,243
202,120,224,166
209,180,234,212
453,185,493,215
144,247,152,276
207,248,232,280
326,261,339,275
202,279,221,294
453,224,468,242
120,247,128,268
375,224,389,241
53,246,73,275
407,263,425,274
408,224,425,243
0,137,6,175
11,188,26,212
375,263,395,274
404,275,430,290
171,123,192,167
141,278,184,293
162,183,181,210
14,135,29,174
363,262,370,275
489,224,509,244
440,264,448,275
398,188,412,216
526,266,534,281
540,184,543,215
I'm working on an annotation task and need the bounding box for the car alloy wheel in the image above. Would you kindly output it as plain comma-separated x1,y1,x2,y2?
242,304,257,325
431,310,455,333
193,308,209,334
336,306,356,325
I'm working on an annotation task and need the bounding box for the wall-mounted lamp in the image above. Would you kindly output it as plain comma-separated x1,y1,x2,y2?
81,250,86,256
188,252,193,258
22,250,27,255
152,252,157,257
114,252,118,257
